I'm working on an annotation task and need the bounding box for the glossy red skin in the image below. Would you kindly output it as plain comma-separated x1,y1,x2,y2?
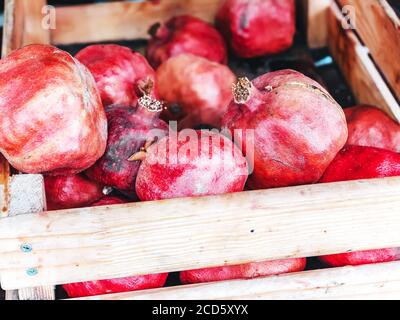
0,44,107,175
45,175,104,211
222,69,348,190
85,105,169,193
136,130,248,201
63,273,169,298
146,15,228,68
157,54,236,129
181,258,306,284
90,196,128,206
320,145,400,182
76,44,157,107
319,145,400,267
345,105,400,152
62,196,168,298
216,0,296,58
319,249,400,268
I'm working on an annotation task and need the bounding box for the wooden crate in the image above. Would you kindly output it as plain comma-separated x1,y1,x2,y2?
1,0,400,300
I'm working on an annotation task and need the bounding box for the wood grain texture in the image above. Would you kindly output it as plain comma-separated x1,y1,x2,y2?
0,156,10,218
51,0,224,45
2,177,400,290
5,175,54,300
328,2,400,121
76,261,400,300
337,0,400,102
2,0,50,57
303,0,331,48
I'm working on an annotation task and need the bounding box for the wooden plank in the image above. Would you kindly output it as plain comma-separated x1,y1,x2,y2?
76,261,400,300
0,156,10,218
51,0,224,45
303,0,331,49
2,177,400,290
2,0,50,57
337,0,400,102
5,175,55,300
327,2,400,122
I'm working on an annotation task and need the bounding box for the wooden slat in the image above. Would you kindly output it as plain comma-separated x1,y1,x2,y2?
303,0,331,49
76,261,400,300
0,156,10,218
337,0,400,102
327,1,400,121
2,177,400,290
51,0,223,45
2,0,50,57
5,175,55,300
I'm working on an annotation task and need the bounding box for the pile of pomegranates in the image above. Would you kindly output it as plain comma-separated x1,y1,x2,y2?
1,2,399,299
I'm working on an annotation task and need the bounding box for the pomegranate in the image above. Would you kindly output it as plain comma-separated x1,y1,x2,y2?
319,145,400,267
320,145,400,182
135,130,248,201
85,83,169,193
146,15,228,68
156,54,236,129
75,44,157,107
222,70,348,190
0,44,107,175
181,258,306,284
345,105,400,152
216,0,296,58
45,175,106,211
62,196,168,298
91,196,128,206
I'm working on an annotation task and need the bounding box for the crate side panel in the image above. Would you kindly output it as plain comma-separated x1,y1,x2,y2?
2,178,400,289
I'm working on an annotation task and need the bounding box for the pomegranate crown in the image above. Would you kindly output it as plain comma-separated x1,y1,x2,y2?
232,77,252,104
138,78,165,112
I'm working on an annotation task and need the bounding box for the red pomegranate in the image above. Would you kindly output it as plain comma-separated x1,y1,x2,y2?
45,175,106,211
345,105,400,152
222,70,348,190
135,130,248,201
85,83,169,193
320,145,400,182
146,15,228,68
156,54,236,129
62,196,168,298
181,258,306,284
75,44,157,107
0,44,107,175
90,196,128,207
216,0,296,58
319,145,400,267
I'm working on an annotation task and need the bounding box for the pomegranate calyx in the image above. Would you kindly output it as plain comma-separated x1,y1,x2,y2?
233,77,253,104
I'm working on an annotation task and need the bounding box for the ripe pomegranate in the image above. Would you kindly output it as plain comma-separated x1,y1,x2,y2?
0,44,107,175
85,83,169,193
320,145,400,182
45,175,106,211
63,273,169,298
146,15,228,68
75,44,157,107
319,145,400,267
62,196,168,298
135,130,248,201
345,105,400,152
216,0,296,58
222,70,348,190
91,196,128,206
181,258,306,284
156,54,236,129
